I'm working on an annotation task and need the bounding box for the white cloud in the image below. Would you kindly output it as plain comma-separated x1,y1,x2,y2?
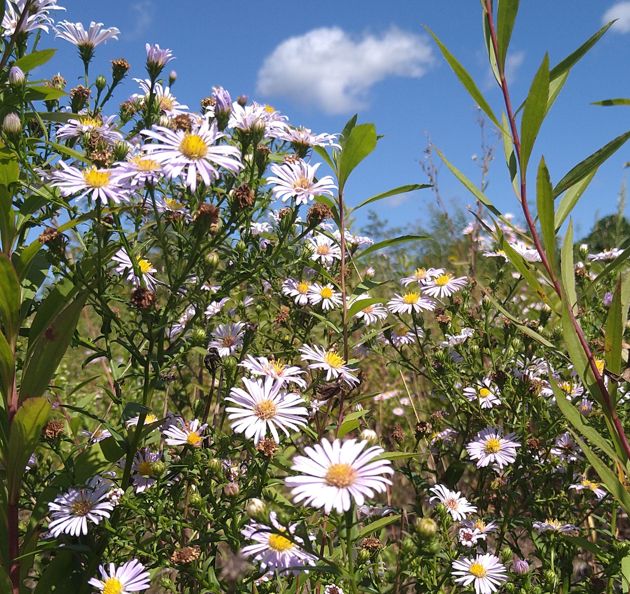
603,2,630,33
125,0,154,40
256,27,433,115
505,50,525,83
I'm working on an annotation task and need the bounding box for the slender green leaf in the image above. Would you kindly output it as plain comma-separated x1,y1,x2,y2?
338,409,368,438
347,297,383,320
356,235,427,260
500,113,519,193
357,514,401,540
337,123,377,190
497,0,520,69
520,54,549,172
553,131,630,197
561,220,577,313
0,254,20,337
482,11,501,86
605,278,623,376
25,85,65,102
0,330,12,400
592,98,630,107
313,145,335,171
554,170,596,230
425,27,502,130
340,114,358,144
354,184,431,211
501,240,552,308
536,157,555,266
15,49,56,72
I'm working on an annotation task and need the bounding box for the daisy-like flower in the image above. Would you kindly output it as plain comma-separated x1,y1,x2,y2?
429,484,477,521
57,113,123,145
464,380,501,409
267,160,336,205
226,377,308,444
509,240,541,262
229,101,287,138
113,154,163,187
387,291,436,314
308,283,342,310
162,418,207,447
142,119,242,191
463,518,497,537
466,428,520,470
550,432,581,463
353,298,388,325
204,297,229,318
285,437,394,513
145,43,173,69
451,553,507,594
482,248,508,261
441,327,474,347
240,355,306,388
324,586,345,594
49,161,129,204
588,247,623,262
125,412,160,429
88,559,150,593
400,267,444,287
533,519,578,534
2,0,64,36
423,273,468,298
299,344,359,386
389,325,417,347
569,478,606,500
459,527,483,547
55,20,120,48
282,278,312,306
112,249,157,291
208,322,247,358
133,79,188,117
540,378,584,400
307,234,342,267
275,126,340,150
131,449,162,493
241,512,316,574
48,478,115,537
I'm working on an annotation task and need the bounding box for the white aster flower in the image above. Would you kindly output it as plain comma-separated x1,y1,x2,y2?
133,79,188,116
282,278,312,306
142,119,242,191
400,267,444,286
285,438,394,513
353,297,388,325
459,527,483,547
275,126,340,150
162,418,207,447
441,327,474,347
509,240,541,262
569,478,606,500
423,273,468,298
268,160,336,205
240,355,306,388
451,553,507,594
308,283,342,310
241,512,316,574
387,291,436,314
131,449,162,493
307,234,342,267
229,101,287,138
145,42,173,69
463,380,501,409
466,428,520,470
429,484,477,521
55,20,119,48
88,559,151,593
226,377,308,444
2,0,64,36
299,344,359,386
588,247,622,261
49,161,129,204
113,154,164,187
389,325,417,346
204,297,229,318
208,322,246,358
112,248,157,291
57,113,123,145
533,519,578,534
550,432,581,463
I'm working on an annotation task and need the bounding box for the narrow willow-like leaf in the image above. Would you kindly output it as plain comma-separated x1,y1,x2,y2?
0,330,13,400
357,514,402,539
435,148,502,216
353,184,431,211
605,278,623,376
520,54,549,172
337,123,377,190
536,157,555,266
554,170,596,230
500,113,519,194
561,220,577,313
497,0,520,70
482,11,501,86
425,27,502,130
355,235,427,260
554,130,630,197
592,98,630,107
0,254,20,337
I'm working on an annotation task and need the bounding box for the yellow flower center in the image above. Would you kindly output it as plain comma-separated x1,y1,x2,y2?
102,577,124,594
137,461,156,477
186,432,202,446
478,387,491,398
136,257,153,274
268,533,293,552
70,499,92,516
179,134,208,159
264,104,276,114
164,197,184,210
270,360,285,374
320,286,334,299
324,350,345,369
325,463,357,488
582,479,599,491
80,116,102,128
222,336,236,348
595,359,605,374
362,305,375,314
145,413,158,424
483,437,501,454
159,96,174,111
131,156,160,171
316,244,331,255
254,399,277,420
435,274,451,287
559,382,573,395
474,519,486,530
413,267,427,280
293,176,310,190
469,562,487,578
83,168,110,188
402,292,420,305
297,281,310,294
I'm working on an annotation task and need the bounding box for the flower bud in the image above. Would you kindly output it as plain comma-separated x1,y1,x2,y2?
543,569,557,586
9,66,25,85
95,74,107,91
207,458,223,474
191,327,207,344
500,546,513,564
2,112,21,135
223,481,240,497
151,461,166,476
245,498,266,518
360,428,378,444
169,70,177,85
189,491,204,508
365,266,375,278
237,94,248,107
205,251,220,269
512,558,530,575
414,517,438,538
358,548,371,563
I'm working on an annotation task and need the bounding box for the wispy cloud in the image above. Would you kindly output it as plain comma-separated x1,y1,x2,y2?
603,2,630,32
256,27,433,115
484,49,525,89
124,0,154,40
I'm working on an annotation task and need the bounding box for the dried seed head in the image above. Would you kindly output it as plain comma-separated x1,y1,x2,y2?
256,437,278,457
361,536,383,551
170,545,201,565
233,183,255,209
391,423,405,444
171,114,193,132
43,419,65,440
307,203,333,226
273,305,290,326
415,420,432,438
38,227,60,244
131,287,156,310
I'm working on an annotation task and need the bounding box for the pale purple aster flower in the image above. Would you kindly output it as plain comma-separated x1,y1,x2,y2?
55,20,119,48
268,160,336,205
88,559,150,593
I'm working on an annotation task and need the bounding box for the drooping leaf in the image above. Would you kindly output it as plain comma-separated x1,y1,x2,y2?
497,0,520,70
347,297,383,320
354,184,431,211
561,220,577,313
337,123,377,190
500,113,519,193
337,409,368,439
14,49,56,72
554,170,596,230
520,54,549,172
536,157,555,266
355,235,427,260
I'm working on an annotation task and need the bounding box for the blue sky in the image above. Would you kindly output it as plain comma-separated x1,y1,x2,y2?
38,0,630,240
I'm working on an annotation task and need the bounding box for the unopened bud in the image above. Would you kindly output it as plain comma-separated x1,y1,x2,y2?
191,327,206,344
360,429,378,444
414,517,438,538
3,112,21,135
207,458,223,474
95,75,107,91
189,491,204,508
512,558,530,575
245,498,266,518
237,94,248,107
169,70,177,85
9,66,25,85
500,546,513,564
223,482,240,497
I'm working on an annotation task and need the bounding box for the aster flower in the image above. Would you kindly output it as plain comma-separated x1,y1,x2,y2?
268,160,336,205
569,478,606,500
307,234,342,266
112,248,157,291
142,119,242,191
204,297,229,318
275,126,340,150
482,248,508,261
429,484,477,521
550,432,581,463
352,297,388,325
299,344,359,386
55,20,119,48
285,437,394,513
229,101,287,138
241,512,316,574
387,291,436,314
208,322,247,358
588,247,623,261
131,449,162,493
145,42,173,70
459,527,483,547
533,519,578,534
239,355,306,388
133,79,188,116
441,327,474,347
308,283,342,310
113,154,163,187
88,559,150,593
48,478,115,537
2,0,64,36
423,273,468,298
49,161,129,204
466,428,520,470
226,377,308,444
162,418,207,447
57,113,123,145
509,240,541,262
463,380,501,409
125,412,160,429
400,267,444,286
451,553,507,594
324,586,345,594
463,518,498,537
389,325,417,347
